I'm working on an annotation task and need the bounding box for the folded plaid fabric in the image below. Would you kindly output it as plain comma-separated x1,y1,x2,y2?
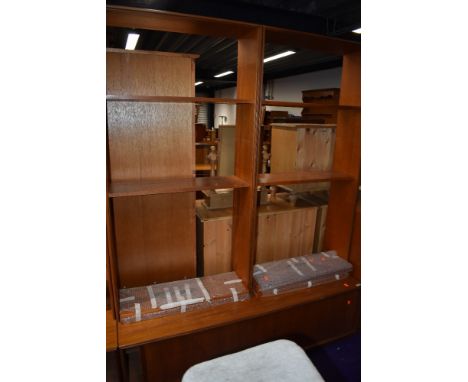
120,272,249,323
253,250,352,296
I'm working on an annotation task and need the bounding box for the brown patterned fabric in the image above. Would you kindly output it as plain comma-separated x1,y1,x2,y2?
119,272,249,324
253,250,352,296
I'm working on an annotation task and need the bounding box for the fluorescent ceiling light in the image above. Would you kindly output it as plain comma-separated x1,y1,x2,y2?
125,33,140,50
263,50,296,63
195,81,204,86
352,28,361,34
214,70,234,78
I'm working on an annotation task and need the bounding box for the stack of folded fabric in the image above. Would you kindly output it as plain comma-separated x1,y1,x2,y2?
120,272,249,323
253,250,352,296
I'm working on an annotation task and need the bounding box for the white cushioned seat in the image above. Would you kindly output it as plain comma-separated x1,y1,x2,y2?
182,339,324,382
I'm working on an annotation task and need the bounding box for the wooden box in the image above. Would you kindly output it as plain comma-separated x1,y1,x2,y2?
196,198,317,275
270,123,336,193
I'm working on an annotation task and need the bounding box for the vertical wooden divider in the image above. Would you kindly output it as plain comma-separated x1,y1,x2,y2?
231,26,265,288
323,49,361,259
106,121,120,318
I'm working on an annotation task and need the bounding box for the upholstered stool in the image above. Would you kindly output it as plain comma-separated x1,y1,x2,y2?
182,339,324,382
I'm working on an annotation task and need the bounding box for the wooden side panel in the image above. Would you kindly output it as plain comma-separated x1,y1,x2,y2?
141,289,360,382
256,208,317,263
203,218,233,276
107,50,197,288
232,26,265,287
113,194,196,287
349,199,361,280
339,49,361,106
323,50,361,259
323,110,360,259
270,127,297,173
313,205,328,252
218,125,236,176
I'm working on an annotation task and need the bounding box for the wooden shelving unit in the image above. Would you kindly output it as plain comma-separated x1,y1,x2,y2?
109,176,248,198
106,5,360,380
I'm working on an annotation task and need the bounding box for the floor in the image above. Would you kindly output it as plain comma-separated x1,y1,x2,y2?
306,331,361,382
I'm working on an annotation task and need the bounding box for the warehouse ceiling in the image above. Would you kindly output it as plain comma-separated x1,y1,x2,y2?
106,0,360,92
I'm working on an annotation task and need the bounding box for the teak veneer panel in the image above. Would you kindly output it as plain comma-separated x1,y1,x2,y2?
113,193,196,287
107,49,195,97
107,102,194,181
118,277,360,349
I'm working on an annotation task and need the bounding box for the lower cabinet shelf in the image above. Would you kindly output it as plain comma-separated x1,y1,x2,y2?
117,276,360,348
106,309,118,352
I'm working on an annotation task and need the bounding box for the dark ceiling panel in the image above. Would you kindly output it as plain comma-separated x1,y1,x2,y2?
107,0,360,36
107,0,359,91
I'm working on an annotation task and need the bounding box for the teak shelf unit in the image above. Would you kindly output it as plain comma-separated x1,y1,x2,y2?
106,4,361,371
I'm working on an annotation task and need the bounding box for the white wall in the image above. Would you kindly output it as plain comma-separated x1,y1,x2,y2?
213,67,342,126
213,87,237,129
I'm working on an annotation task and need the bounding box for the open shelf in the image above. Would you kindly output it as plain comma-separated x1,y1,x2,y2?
109,176,249,198
262,100,360,110
258,171,353,186
106,95,253,104
117,276,360,348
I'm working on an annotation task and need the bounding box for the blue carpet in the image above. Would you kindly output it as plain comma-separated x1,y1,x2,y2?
306,331,361,382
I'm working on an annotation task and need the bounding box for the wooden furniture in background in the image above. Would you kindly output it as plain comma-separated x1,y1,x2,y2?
301,88,340,123
269,123,336,193
196,198,317,275
218,125,236,176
